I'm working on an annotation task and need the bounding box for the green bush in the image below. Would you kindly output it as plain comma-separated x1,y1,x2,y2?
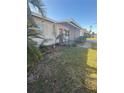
71,42,77,47
27,45,43,73
75,36,86,43
39,45,48,54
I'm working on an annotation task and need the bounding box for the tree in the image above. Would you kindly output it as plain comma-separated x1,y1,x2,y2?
29,0,46,16
92,32,95,35
27,0,46,26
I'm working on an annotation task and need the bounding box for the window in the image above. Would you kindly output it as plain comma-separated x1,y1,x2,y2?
36,23,44,31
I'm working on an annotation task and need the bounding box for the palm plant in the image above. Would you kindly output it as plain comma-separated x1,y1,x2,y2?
27,0,46,26
27,29,43,73
27,0,46,72
29,0,46,17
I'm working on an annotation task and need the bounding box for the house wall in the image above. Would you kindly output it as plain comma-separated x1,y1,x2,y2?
57,22,80,41
80,29,85,36
31,15,82,46
32,16,56,46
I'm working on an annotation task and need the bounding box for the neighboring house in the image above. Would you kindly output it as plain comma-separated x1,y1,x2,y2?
57,19,82,43
80,28,86,36
94,34,97,38
83,28,89,34
91,33,97,38
82,28,90,38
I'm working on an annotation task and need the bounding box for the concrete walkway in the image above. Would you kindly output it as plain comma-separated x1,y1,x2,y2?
86,40,97,43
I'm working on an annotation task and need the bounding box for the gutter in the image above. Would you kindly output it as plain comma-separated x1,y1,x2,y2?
31,12,57,23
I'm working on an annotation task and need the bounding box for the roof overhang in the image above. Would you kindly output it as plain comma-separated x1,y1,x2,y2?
31,12,57,23
58,19,82,29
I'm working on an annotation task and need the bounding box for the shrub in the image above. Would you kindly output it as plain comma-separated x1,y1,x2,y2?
67,41,77,47
27,44,43,74
39,45,48,54
75,36,86,43
71,42,77,47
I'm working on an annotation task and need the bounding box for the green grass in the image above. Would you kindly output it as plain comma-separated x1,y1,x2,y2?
89,73,96,78
85,48,97,90
87,49,97,68
91,43,97,49
28,46,97,93
87,38,97,40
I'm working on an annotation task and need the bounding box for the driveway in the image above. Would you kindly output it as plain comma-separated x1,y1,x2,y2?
86,40,97,43
78,40,97,48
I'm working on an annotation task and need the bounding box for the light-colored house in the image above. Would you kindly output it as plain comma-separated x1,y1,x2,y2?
80,28,85,36
31,13,85,46
29,2,86,46
57,19,82,43
80,28,89,36
32,12,58,46
80,28,90,38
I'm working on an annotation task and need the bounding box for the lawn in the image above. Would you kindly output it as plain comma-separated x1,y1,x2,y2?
28,46,97,93
85,48,97,90
87,37,97,40
87,49,97,68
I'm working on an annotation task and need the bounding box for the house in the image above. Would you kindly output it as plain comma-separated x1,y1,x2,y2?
29,2,86,46
80,28,89,38
80,28,85,36
91,32,97,38
32,12,58,46
57,19,82,44
31,12,85,46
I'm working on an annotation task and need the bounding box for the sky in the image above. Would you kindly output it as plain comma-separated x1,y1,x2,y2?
42,0,97,32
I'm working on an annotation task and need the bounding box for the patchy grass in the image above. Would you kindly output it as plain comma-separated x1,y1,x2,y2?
91,43,97,49
28,46,97,93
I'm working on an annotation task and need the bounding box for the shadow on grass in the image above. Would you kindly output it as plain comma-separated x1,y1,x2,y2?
73,47,97,93
27,46,97,93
